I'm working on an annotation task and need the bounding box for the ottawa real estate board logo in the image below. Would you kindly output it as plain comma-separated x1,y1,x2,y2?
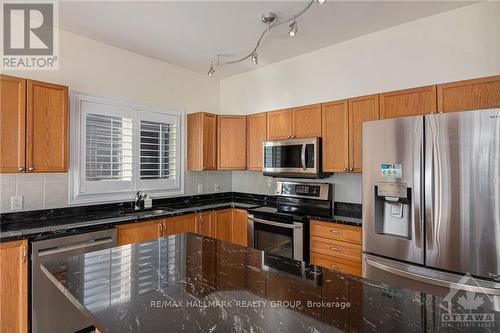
1,1,59,70
440,273,496,329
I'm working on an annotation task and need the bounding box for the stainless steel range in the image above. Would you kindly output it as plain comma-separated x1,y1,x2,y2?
248,181,332,261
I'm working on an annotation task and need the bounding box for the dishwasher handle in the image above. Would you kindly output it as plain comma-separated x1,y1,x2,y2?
37,237,114,256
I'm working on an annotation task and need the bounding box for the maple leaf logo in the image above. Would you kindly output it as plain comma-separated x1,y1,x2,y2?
457,291,484,312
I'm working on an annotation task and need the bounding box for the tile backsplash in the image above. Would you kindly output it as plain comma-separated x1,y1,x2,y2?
231,171,363,204
0,171,233,213
0,170,362,213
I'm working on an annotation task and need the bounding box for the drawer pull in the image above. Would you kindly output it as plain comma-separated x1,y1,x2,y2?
329,229,341,234
330,264,340,270
329,246,341,251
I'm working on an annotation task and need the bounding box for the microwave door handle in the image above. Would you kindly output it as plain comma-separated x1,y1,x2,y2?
301,143,306,170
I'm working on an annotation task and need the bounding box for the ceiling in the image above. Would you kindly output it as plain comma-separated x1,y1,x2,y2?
59,1,475,78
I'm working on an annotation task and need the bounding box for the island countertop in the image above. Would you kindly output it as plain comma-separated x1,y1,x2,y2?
41,233,499,333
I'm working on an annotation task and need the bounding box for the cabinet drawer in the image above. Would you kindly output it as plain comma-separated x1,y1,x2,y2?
310,236,361,263
310,252,361,277
310,221,361,245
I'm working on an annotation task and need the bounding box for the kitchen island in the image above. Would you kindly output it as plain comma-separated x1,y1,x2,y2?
41,233,499,332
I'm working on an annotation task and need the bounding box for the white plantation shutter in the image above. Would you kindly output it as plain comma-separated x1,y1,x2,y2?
139,121,177,180
85,113,133,181
70,92,184,204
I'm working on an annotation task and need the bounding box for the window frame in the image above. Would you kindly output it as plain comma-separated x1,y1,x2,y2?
70,91,185,205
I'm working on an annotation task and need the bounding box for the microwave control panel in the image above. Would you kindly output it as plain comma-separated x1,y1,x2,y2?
277,182,330,200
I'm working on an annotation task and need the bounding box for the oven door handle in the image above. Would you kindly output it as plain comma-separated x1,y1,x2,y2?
248,217,302,229
301,143,306,170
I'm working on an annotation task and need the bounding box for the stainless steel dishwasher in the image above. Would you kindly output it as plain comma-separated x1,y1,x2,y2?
31,228,117,333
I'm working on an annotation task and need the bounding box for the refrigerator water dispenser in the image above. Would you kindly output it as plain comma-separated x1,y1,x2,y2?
374,183,412,239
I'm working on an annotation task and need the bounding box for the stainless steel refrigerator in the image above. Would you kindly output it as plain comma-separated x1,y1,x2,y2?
362,108,500,298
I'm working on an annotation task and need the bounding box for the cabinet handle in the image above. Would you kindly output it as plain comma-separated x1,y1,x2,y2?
329,229,341,234
329,246,341,251
343,168,347,171
28,167,34,171
330,264,340,270
203,165,206,170
23,246,27,263
349,168,353,172
18,167,24,172
159,223,164,236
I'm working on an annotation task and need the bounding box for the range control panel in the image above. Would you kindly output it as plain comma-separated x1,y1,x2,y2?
276,182,330,200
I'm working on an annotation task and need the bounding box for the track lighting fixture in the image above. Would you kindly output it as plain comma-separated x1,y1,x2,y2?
207,0,326,76
252,53,258,65
288,21,298,37
207,63,216,77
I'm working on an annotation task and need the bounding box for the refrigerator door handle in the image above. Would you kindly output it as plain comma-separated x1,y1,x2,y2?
413,117,423,248
365,257,500,295
425,116,438,251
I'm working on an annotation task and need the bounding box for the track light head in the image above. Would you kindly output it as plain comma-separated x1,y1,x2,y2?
316,0,327,5
207,63,216,77
288,21,298,37
251,53,258,65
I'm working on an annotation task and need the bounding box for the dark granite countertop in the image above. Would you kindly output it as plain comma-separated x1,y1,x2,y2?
0,192,362,242
41,233,500,333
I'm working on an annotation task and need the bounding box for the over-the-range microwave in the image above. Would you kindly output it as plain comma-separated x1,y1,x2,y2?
262,137,330,178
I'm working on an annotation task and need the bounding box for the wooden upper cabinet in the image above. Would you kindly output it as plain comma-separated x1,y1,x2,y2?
26,80,68,172
0,240,28,333
231,209,248,247
217,115,247,170
266,108,292,140
292,103,322,138
165,213,197,236
437,75,500,113
116,219,163,246
348,94,379,172
187,112,217,171
321,100,349,173
380,85,437,119
0,75,26,173
246,112,267,171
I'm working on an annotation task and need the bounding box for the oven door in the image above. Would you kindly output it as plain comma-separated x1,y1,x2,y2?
248,215,304,261
263,138,319,174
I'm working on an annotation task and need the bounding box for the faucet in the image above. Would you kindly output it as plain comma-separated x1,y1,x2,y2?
135,190,148,210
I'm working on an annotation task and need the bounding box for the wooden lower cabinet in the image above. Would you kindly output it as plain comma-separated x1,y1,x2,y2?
116,219,163,245
164,213,197,236
231,209,248,247
0,240,28,333
310,220,362,277
214,209,233,242
197,210,215,237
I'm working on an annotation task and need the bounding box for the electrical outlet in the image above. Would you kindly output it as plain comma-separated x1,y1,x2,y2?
197,184,204,194
11,195,23,211
214,184,220,192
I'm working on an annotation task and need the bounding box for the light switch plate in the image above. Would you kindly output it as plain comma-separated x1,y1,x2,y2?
11,195,23,211
197,184,204,194
214,184,220,192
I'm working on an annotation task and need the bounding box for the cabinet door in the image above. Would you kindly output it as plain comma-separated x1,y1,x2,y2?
197,210,215,237
165,213,197,236
246,113,267,171
214,209,232,242
321,100,349,172
380,85,437,119
437,75,500,113
0,240,27,333
231,209,248,247
117,219,162,245
266,109,292,140
217,116,246,170
26,80,68,172
0,75,26,173
187,112,217,171
348,94,379,172
292,104,322,138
